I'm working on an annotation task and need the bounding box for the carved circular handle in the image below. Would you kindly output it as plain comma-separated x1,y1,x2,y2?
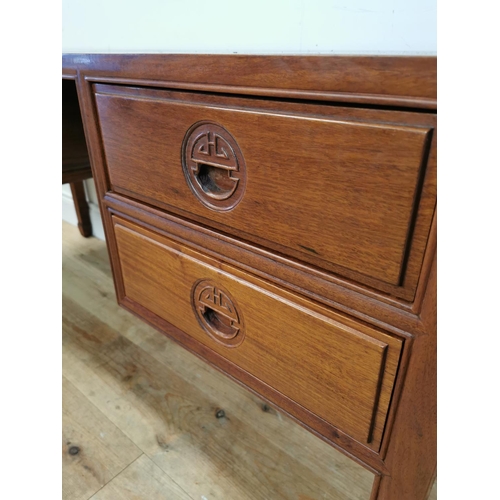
191,279,245,347
181,121,246,211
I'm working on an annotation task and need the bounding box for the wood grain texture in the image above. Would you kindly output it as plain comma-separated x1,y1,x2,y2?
62,377,142,500
62,221,375,500
112,215,402,451
63,54,436,109
95,84,433,294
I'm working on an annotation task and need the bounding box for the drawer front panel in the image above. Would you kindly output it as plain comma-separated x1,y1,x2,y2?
95,86,432,291
112,215,402,450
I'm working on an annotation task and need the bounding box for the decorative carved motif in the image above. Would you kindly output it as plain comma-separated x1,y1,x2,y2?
191,279,245,347
182,121,246,211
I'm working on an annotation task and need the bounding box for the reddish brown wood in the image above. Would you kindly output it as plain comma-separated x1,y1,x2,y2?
64,54,437,500
63,54,436,109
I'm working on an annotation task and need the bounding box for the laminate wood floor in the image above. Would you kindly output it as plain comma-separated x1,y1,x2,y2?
62,221,436,500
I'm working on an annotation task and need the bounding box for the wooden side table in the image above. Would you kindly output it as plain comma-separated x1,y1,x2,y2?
62,78,92,237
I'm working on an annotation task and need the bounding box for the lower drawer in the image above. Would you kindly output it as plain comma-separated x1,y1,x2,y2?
111,215,402,451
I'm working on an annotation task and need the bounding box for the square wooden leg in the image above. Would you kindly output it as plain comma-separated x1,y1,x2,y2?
69,181,92,237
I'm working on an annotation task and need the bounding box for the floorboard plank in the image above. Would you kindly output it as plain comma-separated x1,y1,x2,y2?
90,455,192,500
62,377,142,500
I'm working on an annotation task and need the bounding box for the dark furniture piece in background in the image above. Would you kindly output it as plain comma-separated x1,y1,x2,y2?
62,78,92,237
63,54,437,500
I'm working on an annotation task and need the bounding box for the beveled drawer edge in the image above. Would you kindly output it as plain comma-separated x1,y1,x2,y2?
116,219,392,448
88,75,437,110
104,192,426,335
410,206,437,316
94,83,434,135
112,213,403,451
115,217,397,350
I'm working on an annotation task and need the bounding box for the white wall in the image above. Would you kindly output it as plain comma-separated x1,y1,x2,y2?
63,0,436,54
62,0,436,239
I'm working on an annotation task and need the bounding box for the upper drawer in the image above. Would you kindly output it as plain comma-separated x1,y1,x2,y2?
95,85,436,299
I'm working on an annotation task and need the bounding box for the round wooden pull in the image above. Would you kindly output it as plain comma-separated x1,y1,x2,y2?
191,279,245,347
182,121,246,211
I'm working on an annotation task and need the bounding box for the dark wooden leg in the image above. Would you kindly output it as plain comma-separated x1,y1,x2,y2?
70,181,92,237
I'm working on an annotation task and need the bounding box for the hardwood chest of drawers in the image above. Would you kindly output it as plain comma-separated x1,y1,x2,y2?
63,54,436,500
